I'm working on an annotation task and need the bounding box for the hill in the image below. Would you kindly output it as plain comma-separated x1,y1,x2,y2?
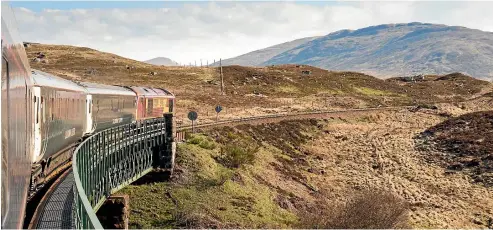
210,36,319,67
220,23,493,81
25,43,492,125
145,57,179,66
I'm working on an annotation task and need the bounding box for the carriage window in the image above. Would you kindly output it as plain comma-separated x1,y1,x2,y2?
41,97,45,123
147,99,153,115
72,99,75,118
51,97,54,121
36,97,39,124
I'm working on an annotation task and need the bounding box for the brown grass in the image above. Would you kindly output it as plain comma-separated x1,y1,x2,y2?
298,189,410,229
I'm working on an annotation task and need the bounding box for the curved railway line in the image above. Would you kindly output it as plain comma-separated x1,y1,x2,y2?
176,106,413,132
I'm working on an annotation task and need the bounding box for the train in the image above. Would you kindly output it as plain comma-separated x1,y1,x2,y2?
1,4,175,229
29,71,175,194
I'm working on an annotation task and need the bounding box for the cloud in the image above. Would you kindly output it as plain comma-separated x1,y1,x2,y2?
12,1,493,64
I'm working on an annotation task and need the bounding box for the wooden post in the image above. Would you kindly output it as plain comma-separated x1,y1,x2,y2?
220,58,225,95
200,59,202,67
195,60,197,67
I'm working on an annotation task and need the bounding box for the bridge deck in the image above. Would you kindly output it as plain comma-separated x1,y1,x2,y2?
34,172,75,229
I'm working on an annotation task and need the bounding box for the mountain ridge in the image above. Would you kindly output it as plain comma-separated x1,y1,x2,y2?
217,22,493,80
144,57,179,66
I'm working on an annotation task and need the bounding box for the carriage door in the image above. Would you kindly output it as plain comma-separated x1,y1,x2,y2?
32,87,42,161
85,95,93,134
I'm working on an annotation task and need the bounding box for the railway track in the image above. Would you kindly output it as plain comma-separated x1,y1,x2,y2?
176,106,414,132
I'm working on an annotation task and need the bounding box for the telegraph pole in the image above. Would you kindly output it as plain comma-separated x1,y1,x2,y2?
220,58,225,95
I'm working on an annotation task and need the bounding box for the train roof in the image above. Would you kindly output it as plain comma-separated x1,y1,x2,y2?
129,86,174,98
77,81,136,96
31,70,87,92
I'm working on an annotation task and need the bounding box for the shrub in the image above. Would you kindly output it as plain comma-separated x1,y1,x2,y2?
298,189,409,229
186,134,216,150
219,144,256,168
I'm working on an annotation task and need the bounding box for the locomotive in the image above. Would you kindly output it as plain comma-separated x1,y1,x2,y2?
2,4,176,229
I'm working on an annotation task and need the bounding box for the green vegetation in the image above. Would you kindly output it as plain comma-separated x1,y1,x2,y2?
219,144,256,168
276,85,300,94
119,130,298,228
186,134,216,150
119,119,411,229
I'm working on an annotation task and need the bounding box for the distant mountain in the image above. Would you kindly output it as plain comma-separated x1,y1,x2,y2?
220,23,493,80
210,36,319,67
145,57,179,66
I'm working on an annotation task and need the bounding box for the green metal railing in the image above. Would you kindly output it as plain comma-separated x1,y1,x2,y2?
72,116,174,229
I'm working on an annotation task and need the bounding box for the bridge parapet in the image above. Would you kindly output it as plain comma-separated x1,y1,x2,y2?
72,116,174,229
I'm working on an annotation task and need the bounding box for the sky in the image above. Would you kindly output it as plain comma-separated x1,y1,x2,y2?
8,1,493,64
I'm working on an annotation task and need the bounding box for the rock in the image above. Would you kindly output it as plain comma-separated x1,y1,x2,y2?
86,68,96,75
36,52,45,59
301,70,311,75
32,58,41,63
149,71,157,76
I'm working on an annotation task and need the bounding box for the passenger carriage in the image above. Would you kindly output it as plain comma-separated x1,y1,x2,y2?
30,70,87,188
77,82,136,134
1,3,34,228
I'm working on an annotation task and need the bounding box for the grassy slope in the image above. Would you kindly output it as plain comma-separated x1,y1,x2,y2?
120,109,493,228
119,120,324,228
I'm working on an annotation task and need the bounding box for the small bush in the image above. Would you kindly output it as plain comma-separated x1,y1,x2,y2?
187,134,216,150
219,144,256,168
188,136,202,145
298,189,409,229
198,140,216,150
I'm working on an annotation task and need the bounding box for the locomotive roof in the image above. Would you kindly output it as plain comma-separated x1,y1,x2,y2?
77,81,136,96
31,69,87,92
129,86,174,97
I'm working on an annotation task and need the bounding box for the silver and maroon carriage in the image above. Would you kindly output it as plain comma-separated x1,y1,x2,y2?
30,70,87,188
77,81,136,133
2,3,35,228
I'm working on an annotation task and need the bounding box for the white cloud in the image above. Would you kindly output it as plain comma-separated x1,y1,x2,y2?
12,1,493,64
